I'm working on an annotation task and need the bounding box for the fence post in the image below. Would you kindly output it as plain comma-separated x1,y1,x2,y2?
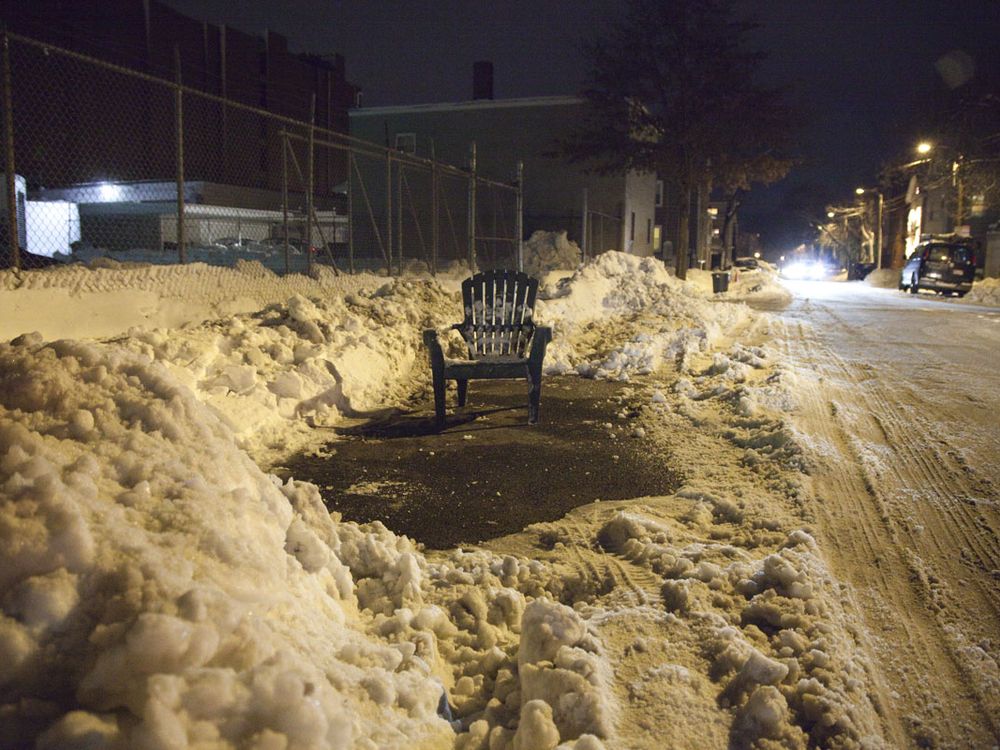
385,149,393,276
306,94,315,275
396,163,403,275
174,46,186,264
467,141,477,271
347,151,355,273
431,159,439,275
515,161,524,272
281,130,290,274
2,30,21,271
174,45,187,263
580,187,588,261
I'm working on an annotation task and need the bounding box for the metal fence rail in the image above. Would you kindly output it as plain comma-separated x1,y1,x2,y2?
1,31,521,275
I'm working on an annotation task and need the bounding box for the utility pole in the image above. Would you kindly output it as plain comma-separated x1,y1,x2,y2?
876,191,884,270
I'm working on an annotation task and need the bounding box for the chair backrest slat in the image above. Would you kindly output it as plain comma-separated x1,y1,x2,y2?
459,269,538,360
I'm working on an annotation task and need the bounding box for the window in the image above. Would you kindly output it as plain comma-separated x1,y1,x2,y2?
630,211,635,241
395,132,416,154
653,224,662,250
655,180,664,207
646,218,652,243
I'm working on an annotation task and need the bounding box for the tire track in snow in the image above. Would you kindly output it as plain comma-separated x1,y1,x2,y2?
777,313,997,747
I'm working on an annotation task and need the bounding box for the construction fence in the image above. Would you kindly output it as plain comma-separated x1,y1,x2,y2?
1,31,521,275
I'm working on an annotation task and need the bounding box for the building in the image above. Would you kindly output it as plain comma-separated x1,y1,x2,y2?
349,72,657,264
903,170,997,269
3,0,358,265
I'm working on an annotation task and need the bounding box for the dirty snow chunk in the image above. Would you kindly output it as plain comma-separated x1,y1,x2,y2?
514,699,561,750
524,230,582,278
733,686,803,744
518,599,615,742
597,512,669,553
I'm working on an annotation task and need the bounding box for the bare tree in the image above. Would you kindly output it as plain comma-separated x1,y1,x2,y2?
564,0,796,278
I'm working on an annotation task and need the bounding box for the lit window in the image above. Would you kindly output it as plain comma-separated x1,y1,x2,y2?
707,207,719,217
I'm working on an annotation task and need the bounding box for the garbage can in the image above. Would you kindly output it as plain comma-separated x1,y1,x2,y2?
711,271,730,294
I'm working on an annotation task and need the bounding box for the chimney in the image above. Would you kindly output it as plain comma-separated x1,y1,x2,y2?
473,61,494,100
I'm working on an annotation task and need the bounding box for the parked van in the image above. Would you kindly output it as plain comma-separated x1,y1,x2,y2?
899,241,976,297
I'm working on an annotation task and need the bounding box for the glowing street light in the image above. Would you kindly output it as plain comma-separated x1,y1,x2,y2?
916,141,933,155
855,187,865,195
826,211,835,219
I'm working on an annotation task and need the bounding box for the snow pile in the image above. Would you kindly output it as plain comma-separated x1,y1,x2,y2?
113,279,457,463
966,276,1000,306
0,334,454,749
537,252,753,380
522,231,582,278
0,334,620,749
862,268,900,289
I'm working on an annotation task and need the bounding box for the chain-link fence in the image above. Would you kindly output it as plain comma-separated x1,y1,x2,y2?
1,31,521,275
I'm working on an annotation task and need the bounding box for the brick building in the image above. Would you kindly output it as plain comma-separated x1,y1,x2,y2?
2,0,358,199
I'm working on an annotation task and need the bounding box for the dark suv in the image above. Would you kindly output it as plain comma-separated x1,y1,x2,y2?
899,242,976,297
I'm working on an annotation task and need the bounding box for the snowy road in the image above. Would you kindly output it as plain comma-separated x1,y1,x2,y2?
775,280,1000,747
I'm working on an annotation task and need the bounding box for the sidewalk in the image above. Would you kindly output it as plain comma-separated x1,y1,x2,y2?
278,375,680,549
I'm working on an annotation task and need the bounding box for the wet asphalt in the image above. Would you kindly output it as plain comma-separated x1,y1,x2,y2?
276,376,680,549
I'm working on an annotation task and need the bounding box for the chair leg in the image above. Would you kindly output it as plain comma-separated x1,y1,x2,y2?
432,366,446,426
457,379,468,407
527,369,543,424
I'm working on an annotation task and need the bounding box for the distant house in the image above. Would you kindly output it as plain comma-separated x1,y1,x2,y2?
349,80,657,263
903,172,996,269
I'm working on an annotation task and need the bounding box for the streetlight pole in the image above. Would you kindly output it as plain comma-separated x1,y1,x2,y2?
856,186,883,268
876,191,884,269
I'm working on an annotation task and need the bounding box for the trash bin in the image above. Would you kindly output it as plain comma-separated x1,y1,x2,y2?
711,271,730,294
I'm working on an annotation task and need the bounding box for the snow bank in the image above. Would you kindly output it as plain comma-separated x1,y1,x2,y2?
522,231,582,279
0,334,454,749
0,260,385,342
116,279,458,463
0,334,621,749
537,252,754,380
1,248,885,748
862,268,900,289
684,262,789,302
966,276,1000,306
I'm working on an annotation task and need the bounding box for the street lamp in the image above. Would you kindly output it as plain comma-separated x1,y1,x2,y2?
916,141,933,155
855,187,884,270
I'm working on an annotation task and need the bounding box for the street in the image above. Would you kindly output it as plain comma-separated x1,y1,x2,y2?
773,280,1000,746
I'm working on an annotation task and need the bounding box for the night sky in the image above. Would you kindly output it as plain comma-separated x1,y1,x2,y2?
163,0,999,249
